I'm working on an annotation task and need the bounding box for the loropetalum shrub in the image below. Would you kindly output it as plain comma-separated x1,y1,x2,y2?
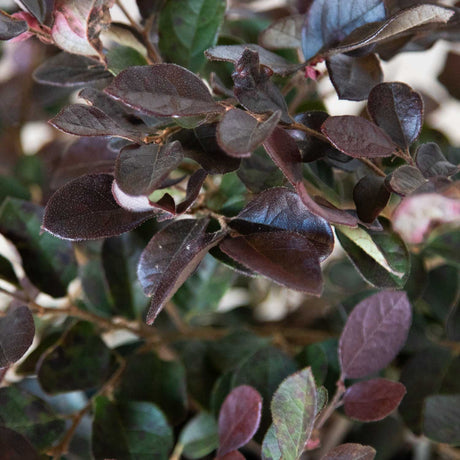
0,0,459,458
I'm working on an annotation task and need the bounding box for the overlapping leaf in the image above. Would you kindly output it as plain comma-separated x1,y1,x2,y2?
416,142,459,178
385,165,427,196
0,11,28,40
339,291,412,379
259,15,303,50
353,175,390,223
423,395,460,445
15,0,54,25
138,218,225,324
43,173,155,240
105,64,224,117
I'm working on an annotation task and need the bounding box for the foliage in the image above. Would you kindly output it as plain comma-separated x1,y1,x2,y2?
0,0,459,458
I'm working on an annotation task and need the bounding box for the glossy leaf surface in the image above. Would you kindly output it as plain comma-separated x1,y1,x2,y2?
339,291,412,378
353,175,390,223
217,385,262,456
105,64,224,117
367,82,423,148
271,368,317,460
43,174,155,240
343,378,406,422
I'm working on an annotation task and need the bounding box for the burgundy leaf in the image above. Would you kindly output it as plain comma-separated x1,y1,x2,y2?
367,82,423,149
138,219,225,324
0,426,39,460
217,385,262,457
51,137,117,189
438,51,460,100
115,141,184,196
259,15,303,50
384,165,427,196
50,104,146,142
322,116,397,158
220,232,324,294
104,64,224,117
176,169,207,214
217,109,281,158
415,142,459,178
0,11,28,40
301,0,386,60
339,291,412,378
205,44,302,76
353,175,390,223
15,0,54,25
218,451,245,460
43,174,155,240
327,54,383,101
232,49,291,124
0,306,35,368
322,443,376,460
343,378,406,422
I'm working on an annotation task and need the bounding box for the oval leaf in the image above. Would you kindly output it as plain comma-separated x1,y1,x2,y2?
105,64,223,117
339,291,412,378
353,175,390,223
271,367,317,460
0,306,34,368
179,412,219,459
416,142,459,178
367,82,423,149
384,165,427,196
423,394,460,445
322,116,397,158
322,443,376,460
260,15,303,50
343,378,406,422
0,11,28,40
43,174,155,240
217,385,262,456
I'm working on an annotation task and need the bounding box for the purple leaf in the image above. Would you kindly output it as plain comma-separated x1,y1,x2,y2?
217,109,281,158
367,82,423,149
415,143,459,178
322,116,397,158
217,385,262,456
0,427,39,460
271,368,317,459
115,141,184,196
205,44,302,76
327,54,383,101
438,51,460,100
321,443,376,460
259,15,303,50
232,49,291,124
301,0,386,60
105,64,224,117
339,291,412,378
0,11,28,40
343,378,406,422
51,137,117,189
218,451,246,460
0,306,35,368
384,165,427,196
15,0,54,25
43,174,155,240
176,169,208,214
138,219,225,324
353,175,390,223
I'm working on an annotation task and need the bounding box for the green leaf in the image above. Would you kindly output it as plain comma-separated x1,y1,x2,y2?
158,0,227,72
106,45,148,75
92,397,174,460
116,352,188,425
424,228,460,267
37,321,117,394
423,395,460,445
336,219,410,289
178,412,219,459
0,198,77,297
295,344,328,385
0,386,65,450
271,368,317,460
0,175,30,205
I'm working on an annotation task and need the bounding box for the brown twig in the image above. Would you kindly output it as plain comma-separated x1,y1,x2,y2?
315,377,346,430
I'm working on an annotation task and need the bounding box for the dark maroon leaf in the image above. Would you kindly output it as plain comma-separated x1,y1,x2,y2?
322,443,376,460
367,82,423,149
353,175,390,223
217,109,281,158
301,0,386,60
43,174,155,240
176,169,208,214
423,394,460,445
344,378,406,422
205,44,302,76
438,51,460,100
33,52,112,87
138,218,225,324
0,306,35,368
16,0,54,25
105,64,224,117
327,53,383,101
339,291,412,378
218,451,245,460
259,15,303,50
0,427,39,460
232,49,291,124
217,385,262,456
51,137,117,189
322,116,397,158
115,141,184,196
0,11,28,40
50,104,147,142
416,143,459,178
384,165,427,196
